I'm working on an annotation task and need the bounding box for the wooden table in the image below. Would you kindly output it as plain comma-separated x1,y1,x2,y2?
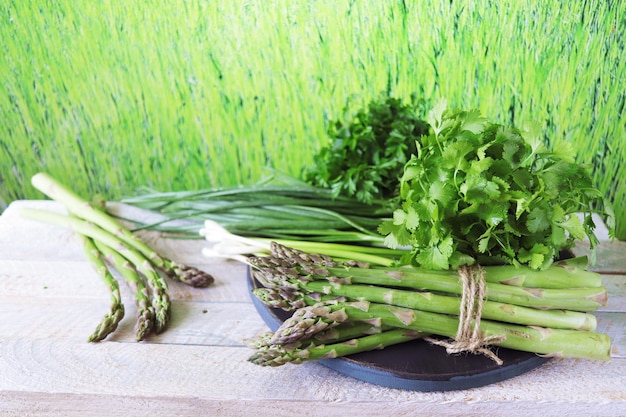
1,200,625,416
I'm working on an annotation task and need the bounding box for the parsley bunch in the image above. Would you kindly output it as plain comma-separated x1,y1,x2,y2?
379,100,615,270
306,94,430,204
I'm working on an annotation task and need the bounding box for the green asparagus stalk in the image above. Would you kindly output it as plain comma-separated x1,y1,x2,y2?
248,328,424,366
255,242,607,312
248,242,611,363
251,251,598,330
246,308,424,366
266,298,611,361
30,172,214,288
321,266,607,312
269,301,349,345
310,321,391,341
252,287,309,310
299,280,597,331
79,235,125,342
397,256,602,289
93,240,155,341
251,266,597,331
21,208,171,334
482,256,602,289
89,192,155,340
247,321,393,352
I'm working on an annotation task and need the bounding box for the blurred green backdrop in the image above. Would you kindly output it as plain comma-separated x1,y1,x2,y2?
1,0,624,238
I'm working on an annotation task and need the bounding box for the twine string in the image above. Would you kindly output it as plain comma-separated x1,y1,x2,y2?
425,264,506,365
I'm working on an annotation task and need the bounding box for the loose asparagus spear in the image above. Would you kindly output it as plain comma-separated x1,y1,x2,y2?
30,172,214,288
21,208,171,334
93,240,155,341
89,194,155,340
79,235,125,342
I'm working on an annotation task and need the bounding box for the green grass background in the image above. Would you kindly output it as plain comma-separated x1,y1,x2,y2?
1,0,625,238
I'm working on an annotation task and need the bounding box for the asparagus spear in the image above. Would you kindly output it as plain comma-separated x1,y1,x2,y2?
252,287,309,310
93,240,155,341
300,280,597,331
269,301,349,345
21,208,171,334
250,250,598,331
79,235,125,342
247,309,424,366
248,328,424,366
253,242,607,312
89,193,155,340
30,172,214,288
247,321,393,351
482,256,602,289
322,266,607,312
264,297,611,361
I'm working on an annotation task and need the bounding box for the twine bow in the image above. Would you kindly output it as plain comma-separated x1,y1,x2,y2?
425,264,506,365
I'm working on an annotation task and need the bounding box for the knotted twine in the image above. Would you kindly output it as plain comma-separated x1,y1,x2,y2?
425,264,506,365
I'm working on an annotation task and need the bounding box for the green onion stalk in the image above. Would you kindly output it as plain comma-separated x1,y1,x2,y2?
118,172,393,242
199,219,405,267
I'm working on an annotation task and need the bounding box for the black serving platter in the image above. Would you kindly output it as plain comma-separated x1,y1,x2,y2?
247,268,550,392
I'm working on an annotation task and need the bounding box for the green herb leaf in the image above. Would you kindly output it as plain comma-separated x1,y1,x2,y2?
379,101,615,270
306,94,430,204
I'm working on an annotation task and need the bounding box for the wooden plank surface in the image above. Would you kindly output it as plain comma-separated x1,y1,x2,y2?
1,200,625,417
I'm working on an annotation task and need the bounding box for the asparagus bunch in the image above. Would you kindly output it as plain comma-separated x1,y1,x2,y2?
246,242,611,366
21,173,215,341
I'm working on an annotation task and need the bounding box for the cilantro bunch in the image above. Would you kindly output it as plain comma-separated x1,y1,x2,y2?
306,94,430,204
379,100,615,270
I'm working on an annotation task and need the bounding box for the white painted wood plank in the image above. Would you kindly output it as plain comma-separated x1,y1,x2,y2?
0,297,267,346
571,240,626,275
0,295,624,401
0,259,250,302
0,339,625,413
1,392,625,417
596,312,626,358
601,274,626,312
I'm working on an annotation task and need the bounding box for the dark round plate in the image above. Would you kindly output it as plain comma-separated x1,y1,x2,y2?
247,268,550,391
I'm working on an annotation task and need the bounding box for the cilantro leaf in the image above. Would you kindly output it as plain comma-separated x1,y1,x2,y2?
378,100,615,270
414,235,454,270
557,214,587,241
526,207,551,233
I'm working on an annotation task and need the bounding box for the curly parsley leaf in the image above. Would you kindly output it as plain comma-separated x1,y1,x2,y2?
305,94,430,205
